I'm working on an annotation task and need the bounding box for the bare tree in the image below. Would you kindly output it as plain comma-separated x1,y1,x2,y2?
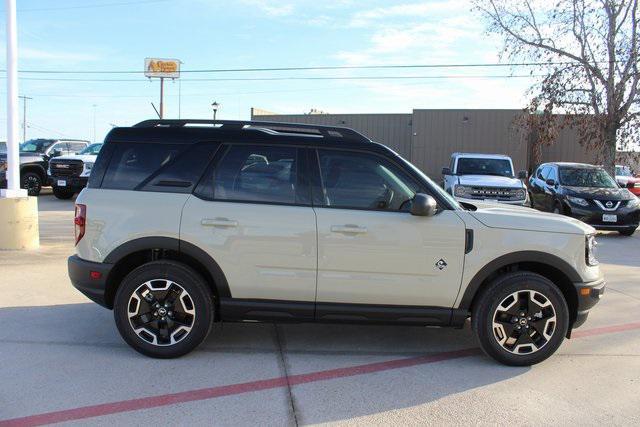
474,0,639,174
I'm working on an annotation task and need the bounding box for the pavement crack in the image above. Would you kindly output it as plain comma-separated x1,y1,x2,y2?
274,325,300,427
605,286,640,302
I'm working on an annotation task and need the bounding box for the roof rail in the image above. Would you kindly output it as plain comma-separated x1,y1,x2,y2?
132,119,371,143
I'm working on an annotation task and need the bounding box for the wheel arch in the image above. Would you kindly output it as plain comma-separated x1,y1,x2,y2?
21,164,47,181
102,237,230,310
459,251,580,326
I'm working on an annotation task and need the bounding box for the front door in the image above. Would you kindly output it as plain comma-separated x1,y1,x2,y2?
312,148,466,308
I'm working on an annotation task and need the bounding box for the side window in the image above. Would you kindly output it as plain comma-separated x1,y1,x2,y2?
537,166,549,180
49,143,66,156
102,143,184,190
208,144,306,205
316,149,421,211
547,166,558,182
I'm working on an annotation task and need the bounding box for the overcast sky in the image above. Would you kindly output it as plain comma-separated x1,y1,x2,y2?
0,0,538,143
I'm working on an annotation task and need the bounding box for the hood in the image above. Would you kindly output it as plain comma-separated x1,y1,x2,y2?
51,154,96,163
457,174,524,188
563,186,632,200
466,201,594,235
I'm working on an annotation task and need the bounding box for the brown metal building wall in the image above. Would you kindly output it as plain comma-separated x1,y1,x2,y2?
250,113,413,159
537,118,595,165
410,109,529,177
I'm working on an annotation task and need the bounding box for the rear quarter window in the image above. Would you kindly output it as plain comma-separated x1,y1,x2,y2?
101,143,185,190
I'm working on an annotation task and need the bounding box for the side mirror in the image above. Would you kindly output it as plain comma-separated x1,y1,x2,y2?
545,178,556,186
517,170,528,179
442,167,452,176
410,193,437,217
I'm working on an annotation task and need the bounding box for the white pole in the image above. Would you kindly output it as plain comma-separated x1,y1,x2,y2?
2,0,25,198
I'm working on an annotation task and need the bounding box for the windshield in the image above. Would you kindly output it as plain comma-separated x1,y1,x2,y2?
19,139,54,153
456,157,514,177
559,168,618,188
80,143,103,155
615,166,633,177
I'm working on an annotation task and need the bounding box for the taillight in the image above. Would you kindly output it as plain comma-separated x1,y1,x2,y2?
74,204,86,245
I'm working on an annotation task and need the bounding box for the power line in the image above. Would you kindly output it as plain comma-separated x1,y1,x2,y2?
15,0,170,12
9,74,544,83
0,61,609,75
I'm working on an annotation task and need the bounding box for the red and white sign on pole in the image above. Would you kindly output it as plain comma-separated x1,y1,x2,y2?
145,58,180,119
1,0,26,198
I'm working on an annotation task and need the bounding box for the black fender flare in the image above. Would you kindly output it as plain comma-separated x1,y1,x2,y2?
103,236,231,298
20,163,47,181
458,250,582,310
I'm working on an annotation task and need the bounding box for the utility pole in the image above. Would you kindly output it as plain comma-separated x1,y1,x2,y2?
159,77,164,119
19,95,32,143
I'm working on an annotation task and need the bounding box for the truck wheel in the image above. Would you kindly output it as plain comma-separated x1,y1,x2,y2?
619,227,637,236
471,272,569,366
114,260,214,358
21,172,42,196
52,186,75,199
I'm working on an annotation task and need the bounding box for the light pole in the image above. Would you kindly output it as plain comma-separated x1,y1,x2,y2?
19,95,32,143
211,101,220,120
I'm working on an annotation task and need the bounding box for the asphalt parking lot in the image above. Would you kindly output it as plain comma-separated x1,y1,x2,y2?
1,191,639,426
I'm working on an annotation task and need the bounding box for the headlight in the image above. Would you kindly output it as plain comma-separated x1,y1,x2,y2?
514,189,526,200
567,195,589,207
586,234,598,266
627,197,640,208
454,185,469,197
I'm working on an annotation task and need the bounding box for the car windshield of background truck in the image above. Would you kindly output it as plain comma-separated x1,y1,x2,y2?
457,158,514,177
559,168,618,188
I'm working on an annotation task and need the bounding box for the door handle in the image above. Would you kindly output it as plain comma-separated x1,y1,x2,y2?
330,225,367,234
201,218,238,228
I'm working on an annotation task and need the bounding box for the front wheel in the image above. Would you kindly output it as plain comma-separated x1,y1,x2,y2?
114,260,214,358
21,172,42,196
52,186,75,199
471,272,569,366
619,227,637,236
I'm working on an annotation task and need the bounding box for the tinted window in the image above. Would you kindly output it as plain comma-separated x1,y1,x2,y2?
80,143,103,155
547,166,558,182
19,139,54,153
210,145,303,204
456,158,513,177
537,165,549,180
317,149,420,211
102,143,184,190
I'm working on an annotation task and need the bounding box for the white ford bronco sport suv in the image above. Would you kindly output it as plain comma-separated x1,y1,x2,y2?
69,120,604,366
443,153,529,205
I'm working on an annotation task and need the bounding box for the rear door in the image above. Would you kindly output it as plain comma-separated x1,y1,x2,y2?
311,148,466,309
180,143,318,304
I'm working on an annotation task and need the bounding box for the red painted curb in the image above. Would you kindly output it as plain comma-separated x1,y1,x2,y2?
2,320,639,426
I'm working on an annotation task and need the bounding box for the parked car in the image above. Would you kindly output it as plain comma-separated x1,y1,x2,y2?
0,138,90,196
69,119,604,366
615,164,640,197
49,143,103,199
529,162,639,236
442,153,529,205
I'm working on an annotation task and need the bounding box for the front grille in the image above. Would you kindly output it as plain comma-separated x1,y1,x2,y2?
50,160,83,177
594,199,621,211
467,186,521,201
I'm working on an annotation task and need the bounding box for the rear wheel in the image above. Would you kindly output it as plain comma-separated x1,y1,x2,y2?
619,227,637,236
52,186,75,199
472,272,569,366
114,260,214,358
21,172,42,196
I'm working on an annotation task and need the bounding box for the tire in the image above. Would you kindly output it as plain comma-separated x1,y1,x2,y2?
52,186,75,199
528,193,534,209
552,201,562,215
21,172,42,196
114,260,214,358
471,271,569,366
619,227,637,236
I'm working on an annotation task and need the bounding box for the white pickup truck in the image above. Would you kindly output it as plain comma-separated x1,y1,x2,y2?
442,153,529,206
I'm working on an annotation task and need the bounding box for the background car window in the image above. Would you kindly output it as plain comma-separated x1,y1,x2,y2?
80,143,103,155
69,142,87,152
546,166,558,182
559,168,618,188
456,158,513,177
212,145,301,204
102,143,184,190
317,149,420,211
